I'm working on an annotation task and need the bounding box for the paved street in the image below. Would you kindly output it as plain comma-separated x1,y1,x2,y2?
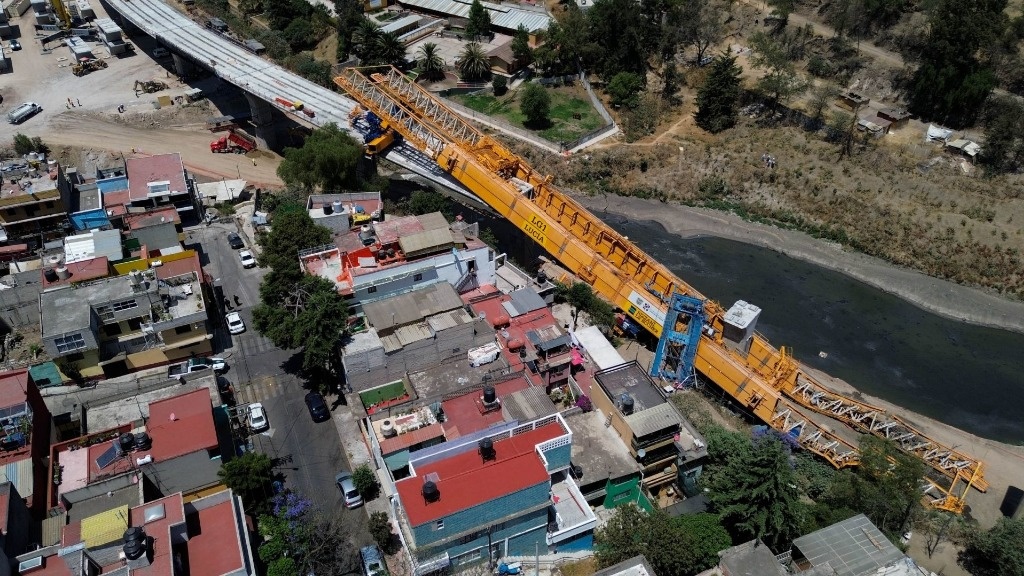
189,221,370,540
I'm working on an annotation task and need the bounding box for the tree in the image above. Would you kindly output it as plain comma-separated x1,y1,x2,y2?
218,452,274,515
520,83,551,127
749,32,806,113
12,134,46,155
335,0,365,59
458,42,490,80
260,491,360,576
908,0,1005,127
708,434,803,551
512,24,532,66
353,18,381,62
980,96,1024,174
464,0,491,40
286,53,332,87
257,207,331,278
607,72,645,108
806,83,840,130
694,55,742,133
586,0,656,77
676,513,733,573
352,464,378,498
373,31,406,66
416,42,446,81
492,75,508,95
407,189,454,218
958,517,1024,576
662,62,682,104
282,18,315,50
253,276,349,375
277,123,363,192
827,110,858,157
691,2,723,65
368,511,395,554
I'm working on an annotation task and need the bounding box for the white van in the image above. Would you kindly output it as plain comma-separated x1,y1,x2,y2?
7,102,41,124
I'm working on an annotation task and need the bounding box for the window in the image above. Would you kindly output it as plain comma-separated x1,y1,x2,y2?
4,209,14,217
434,520,444,531
104,323,123,337
112,299,138,312
55,333,86,353
413,273,423,282
45,201,55,209
175,325,192,335
66,352,85,362
367,286,377,294
127,317,143,331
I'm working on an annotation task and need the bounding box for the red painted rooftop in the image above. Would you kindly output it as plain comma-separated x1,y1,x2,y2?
0,369,29,410
0,482,10,536
441,376,531,439
379,422,446,455
184,495,246,576
397,422,564,526
124,206,181,229
146,389,218,462
128,492,185,576
468,293,566,373
126,154,187,202
40,257,110,288
154,252,202,282
102,189,130,216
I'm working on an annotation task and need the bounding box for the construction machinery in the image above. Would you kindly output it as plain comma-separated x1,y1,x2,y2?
72,58,107,76
349,106,399,156
134,79,168,94
210,129,257,154
52,0,73,29
335,66,987,513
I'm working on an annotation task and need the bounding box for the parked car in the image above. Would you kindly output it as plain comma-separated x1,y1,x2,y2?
9,40,21,51
167,357,226,379
335,470,363,509
227,232,244,249
304,391,330,422
360,545,388,576
226,312,246,335
249,403,269,432
152,46,169,58
239,250,256,268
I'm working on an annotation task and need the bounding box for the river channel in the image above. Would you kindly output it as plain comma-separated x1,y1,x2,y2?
598,213,1024,445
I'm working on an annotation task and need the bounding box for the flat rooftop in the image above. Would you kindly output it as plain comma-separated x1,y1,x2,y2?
440,375,531,437
81,374,219,433
146,388,218,461
564,409,641,484
793,514,905,576
407,352,511,400
185,490,251,576
594,362,667,414
125,153,187,202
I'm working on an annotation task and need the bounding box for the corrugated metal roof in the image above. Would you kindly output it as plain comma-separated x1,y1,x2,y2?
416,211,450,231
81,505,130,548
397,0,551,32
501,386,557,422
399,227,454,257
427,308,474,331
64,228,123,264
363,283,464,331
504,288,546,316
41,512,67,546
624,402,682,438
0,457,33,500
574,325,626,370
381,14,422,34
396,322,434,345
792,514,904,576
381,333,404,353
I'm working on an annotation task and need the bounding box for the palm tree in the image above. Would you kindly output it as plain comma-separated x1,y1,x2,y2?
417,42,446,81
353,19,381,62
457,43,490,81
374,31,406,66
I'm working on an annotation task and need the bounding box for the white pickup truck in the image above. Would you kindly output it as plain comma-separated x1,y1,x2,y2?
167,357,226,379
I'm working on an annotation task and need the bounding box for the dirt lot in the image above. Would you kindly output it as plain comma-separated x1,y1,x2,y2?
0,6,283,186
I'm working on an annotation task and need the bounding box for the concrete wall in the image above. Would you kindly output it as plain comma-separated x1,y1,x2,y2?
419,505,549,566
352,245,495,305
411,482,550,548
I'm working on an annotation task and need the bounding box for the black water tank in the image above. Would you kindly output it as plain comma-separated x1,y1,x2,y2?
118,433,135,453
134,432,152,450
570,463,583,479
323,204,333,215
483,386,496,404
422,481,440,502
537,269,547,283
1001,485,1024,518
44,269,58,282
621,394,635,415
479,437,495,461
123,527,144,543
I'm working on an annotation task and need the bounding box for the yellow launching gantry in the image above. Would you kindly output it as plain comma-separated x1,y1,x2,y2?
334,66,987,513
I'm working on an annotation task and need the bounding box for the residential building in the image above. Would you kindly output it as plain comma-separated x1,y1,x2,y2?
39,261,212,378
593,555,657,576
563,409,645,509
788,515,924,576
0,369,53,516
52,387,225,512
307,192,383,234
590,362,707,492
393,414,596,573
124,153,200,216
712,540,787,576
0,482,33,564
124,206,185,254
14,488,255,576
0,166,73,248
300,212,496,308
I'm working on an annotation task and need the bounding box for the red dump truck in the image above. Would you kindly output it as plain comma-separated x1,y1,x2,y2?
210,130,257,153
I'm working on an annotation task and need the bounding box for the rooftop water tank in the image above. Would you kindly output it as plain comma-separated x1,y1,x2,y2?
56,267,70,280
381,419,397,438
492,314,510,328
620,394,635,415
323,203,333,215
43,269,58,282
422,480,440,502
483,386,496,404
507,338,524,351
333,201,343,214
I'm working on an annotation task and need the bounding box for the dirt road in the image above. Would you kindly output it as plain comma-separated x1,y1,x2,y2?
22,112,284,187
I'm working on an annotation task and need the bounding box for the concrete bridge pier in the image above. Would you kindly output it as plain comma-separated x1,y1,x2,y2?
244,92,278,150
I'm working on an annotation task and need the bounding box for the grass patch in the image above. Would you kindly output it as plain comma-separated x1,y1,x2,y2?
452,85,605,144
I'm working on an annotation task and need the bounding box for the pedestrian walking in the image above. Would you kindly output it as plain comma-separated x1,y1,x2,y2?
76,99,81,107
67,98,72,106
234,295,241,306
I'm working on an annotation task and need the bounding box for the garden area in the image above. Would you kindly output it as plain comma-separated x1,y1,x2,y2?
451,84,606,145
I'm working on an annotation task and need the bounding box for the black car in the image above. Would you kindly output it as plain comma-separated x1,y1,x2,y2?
304,391,330,422
227,232,245,249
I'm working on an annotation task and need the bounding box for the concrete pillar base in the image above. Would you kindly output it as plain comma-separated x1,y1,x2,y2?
171,53,189,78
244,92,278,150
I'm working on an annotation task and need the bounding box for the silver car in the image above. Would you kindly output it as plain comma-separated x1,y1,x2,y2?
335,470,363,509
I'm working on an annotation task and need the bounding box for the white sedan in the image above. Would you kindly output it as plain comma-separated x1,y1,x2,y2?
239,250,256,268
226,312,246,335
249,403,269,432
